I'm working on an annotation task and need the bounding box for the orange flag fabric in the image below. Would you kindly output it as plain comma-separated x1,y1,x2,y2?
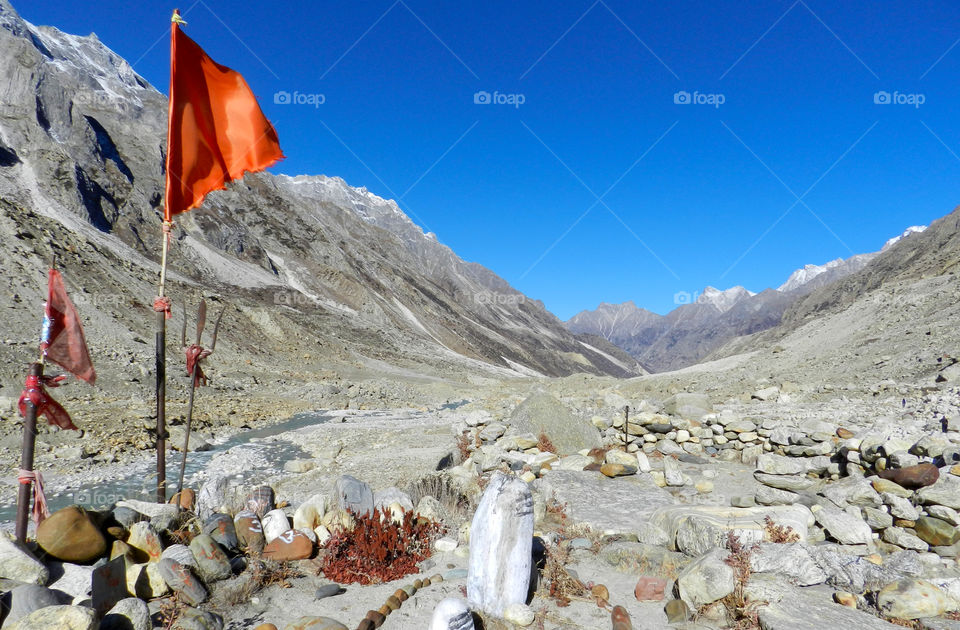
42,269,96,385
164,11,283,220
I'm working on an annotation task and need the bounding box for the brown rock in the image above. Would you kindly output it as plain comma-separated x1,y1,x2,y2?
235,511,265,555
611,605,633,630
364,610,385,628
834,591,857,608
169,488,196,511
385,595,401,611
664,599,689,623
600,463,636,478
356,621,374,630
951,465,960,477
915,517,960,547
591,583,609,605
393,588,407,602
253,625,278,630
36,506,106,562
583,462,603,472
836,428,854,439
262,530,313,561
878,463,939,490
377,605,390,617
105,526,125,540
635,576,668,601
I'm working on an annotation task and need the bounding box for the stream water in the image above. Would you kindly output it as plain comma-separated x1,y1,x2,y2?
0,410,337,523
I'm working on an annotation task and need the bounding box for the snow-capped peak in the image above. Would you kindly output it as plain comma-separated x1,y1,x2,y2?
883,225,927,251
777,258,845,292
697,286,755,312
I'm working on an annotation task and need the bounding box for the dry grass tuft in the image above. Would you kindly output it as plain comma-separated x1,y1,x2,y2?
221,559,303,606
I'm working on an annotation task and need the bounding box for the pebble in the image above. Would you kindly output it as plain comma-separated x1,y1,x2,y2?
429,598,474,630
664,599,689,623
314,584,344,600
611,605,632,630
833,591,857,608
600,463,636,477
282,617,348,630
635,576,667,601
503,603,535,626
434,537,458,552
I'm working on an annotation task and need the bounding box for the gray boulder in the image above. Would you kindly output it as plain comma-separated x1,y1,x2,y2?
510,391,599,455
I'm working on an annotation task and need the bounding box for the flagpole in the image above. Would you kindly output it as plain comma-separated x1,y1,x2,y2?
15,362,41,543
16,253,56,542
154,226,170,503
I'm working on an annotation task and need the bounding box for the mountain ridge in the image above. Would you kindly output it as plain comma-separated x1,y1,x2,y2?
566,226,927,372
0,0,644,399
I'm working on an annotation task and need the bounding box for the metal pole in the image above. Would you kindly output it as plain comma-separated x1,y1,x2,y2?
623,405,629,452
15,362,42,542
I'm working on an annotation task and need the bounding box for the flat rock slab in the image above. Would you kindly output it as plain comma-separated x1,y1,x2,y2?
650,504,814,556
756,583,904,630
536,470,675,535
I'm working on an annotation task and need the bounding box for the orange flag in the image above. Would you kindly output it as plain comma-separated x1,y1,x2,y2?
42,269,96,385
164,11,283,220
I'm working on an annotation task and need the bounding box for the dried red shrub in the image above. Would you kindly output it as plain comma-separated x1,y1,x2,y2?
320,509,442,584
537,432,557,453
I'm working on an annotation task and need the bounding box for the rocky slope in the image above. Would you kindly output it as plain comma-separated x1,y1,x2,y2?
0,0,641,416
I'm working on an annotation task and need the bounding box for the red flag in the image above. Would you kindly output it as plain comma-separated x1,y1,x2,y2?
164,11,284,220
42,269,96,385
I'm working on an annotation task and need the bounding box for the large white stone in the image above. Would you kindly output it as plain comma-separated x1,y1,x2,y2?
812,506,873,545
293,494,327,531
467,473,533,617
261,509,290,544
677,548,735,608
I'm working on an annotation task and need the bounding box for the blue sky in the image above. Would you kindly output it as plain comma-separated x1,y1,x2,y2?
19,1,960,318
